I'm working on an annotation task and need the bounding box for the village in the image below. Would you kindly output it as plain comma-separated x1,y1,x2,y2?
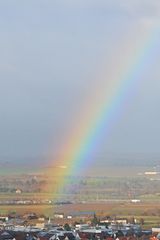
0,211,159,240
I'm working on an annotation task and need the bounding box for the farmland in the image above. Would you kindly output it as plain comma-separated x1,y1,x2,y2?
0,200,160,228
0,172,160,227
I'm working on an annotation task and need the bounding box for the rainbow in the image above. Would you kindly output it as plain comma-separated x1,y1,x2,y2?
46,23,157,203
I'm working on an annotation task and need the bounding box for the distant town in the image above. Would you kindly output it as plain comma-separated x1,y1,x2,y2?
0,211,159,240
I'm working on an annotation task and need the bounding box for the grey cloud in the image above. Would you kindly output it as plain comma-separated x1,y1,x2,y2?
0,0,160,168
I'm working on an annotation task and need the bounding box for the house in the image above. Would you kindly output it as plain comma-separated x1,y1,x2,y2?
64,232,76,240
0,231,15,240
37,232,56,240
152,228,160,233
15,189,22,194
114,219,128,225
54,213,64,219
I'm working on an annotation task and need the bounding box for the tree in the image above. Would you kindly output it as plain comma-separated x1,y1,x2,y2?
64,223,71,231
139,218,144,225
129,217,135,224
91,213,99,226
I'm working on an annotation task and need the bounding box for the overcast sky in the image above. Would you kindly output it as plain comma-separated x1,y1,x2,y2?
0,0,160,169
